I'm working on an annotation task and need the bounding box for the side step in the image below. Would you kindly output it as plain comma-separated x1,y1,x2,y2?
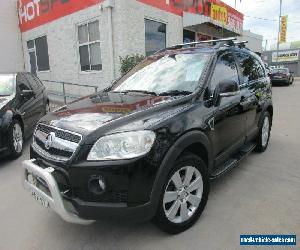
210,143,256,179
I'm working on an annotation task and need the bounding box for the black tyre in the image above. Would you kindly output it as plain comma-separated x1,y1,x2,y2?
255,112,271,153
153,153,210,234
7,119,24,159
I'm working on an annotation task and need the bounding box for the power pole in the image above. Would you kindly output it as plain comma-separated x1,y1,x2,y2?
265,39,268,51
276,0,282,63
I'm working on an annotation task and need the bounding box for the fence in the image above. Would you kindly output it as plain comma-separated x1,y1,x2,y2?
41,80,99,104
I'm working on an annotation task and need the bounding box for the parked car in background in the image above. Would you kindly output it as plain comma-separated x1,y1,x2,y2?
22,38,273,234
269,68,294,85
0,73,49,159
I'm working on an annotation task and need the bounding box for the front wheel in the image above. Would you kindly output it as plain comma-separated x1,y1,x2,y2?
8,120,24,159
255,112,271,152
153,153,210,234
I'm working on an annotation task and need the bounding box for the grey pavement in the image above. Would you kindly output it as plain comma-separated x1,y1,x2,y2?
0,80,300,250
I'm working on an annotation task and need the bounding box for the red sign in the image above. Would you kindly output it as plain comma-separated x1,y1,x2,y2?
138,0,243,32
18,0,102,32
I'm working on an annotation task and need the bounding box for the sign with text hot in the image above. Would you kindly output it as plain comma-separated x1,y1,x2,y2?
18,0,102,32
138,0,243,33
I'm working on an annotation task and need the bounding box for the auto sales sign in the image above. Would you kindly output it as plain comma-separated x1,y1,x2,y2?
18,0,102,32
272,50,299,63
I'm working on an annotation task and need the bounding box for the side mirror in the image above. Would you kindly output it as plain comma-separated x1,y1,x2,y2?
218,79,240,97
21,89,34,98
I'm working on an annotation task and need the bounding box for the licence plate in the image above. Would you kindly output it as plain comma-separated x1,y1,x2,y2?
31,191,49,208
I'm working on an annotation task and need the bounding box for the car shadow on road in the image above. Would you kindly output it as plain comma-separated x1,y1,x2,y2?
0,140,31,168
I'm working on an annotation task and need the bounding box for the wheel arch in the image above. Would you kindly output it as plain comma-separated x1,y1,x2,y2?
148,130,213,218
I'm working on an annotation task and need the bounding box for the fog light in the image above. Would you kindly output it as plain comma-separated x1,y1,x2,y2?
88,176,106,195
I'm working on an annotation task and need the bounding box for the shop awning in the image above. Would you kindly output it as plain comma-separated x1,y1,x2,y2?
183,11,243,38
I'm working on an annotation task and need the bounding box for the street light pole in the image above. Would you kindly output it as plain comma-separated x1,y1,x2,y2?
276,0,282,63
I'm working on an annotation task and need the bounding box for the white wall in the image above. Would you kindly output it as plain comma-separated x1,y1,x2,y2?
239,30,263,53
0,0,24,73
21,5,111,96
21,0,184,97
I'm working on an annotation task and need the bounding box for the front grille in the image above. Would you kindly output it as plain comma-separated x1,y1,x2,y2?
73,188,128,203
35,137,73,158
37,123,81,143
33,123,82,162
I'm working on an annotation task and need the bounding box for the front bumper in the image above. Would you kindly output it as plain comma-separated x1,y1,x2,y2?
22,158,157,224
22,159,95,225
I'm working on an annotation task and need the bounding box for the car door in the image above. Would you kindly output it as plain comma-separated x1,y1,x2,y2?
16,73,34,135
235,52,268,141
208,52,247,164
26,73,45,121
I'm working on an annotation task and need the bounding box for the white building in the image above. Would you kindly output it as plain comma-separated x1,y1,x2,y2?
238,30,263,53
0,0,24,73
17,0,244,98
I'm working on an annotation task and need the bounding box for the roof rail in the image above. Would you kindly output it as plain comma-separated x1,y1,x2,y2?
234,41,249,49
154,37,238,54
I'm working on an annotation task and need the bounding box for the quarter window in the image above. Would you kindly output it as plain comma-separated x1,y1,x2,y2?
145,19,166,56
27,36,50,75
78,20,102,72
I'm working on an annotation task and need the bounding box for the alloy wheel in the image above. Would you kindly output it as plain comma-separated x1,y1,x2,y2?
163,166,203,224
261,116,270,147
13,123,23,153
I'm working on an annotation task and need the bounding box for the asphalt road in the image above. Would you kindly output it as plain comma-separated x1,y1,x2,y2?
1,80,300,250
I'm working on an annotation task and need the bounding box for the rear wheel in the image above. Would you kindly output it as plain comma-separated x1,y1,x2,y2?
8,120,24,159
153,153,209,234
255,112,271,152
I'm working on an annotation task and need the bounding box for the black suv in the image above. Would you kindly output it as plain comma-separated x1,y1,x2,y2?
0,73,49,158
22,38,273,234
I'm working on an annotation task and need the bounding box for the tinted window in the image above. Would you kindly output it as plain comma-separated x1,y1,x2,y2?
26,73,41,90
27,36,50,74
235,53,265,84
210,53,239,90
272,68,288,73
17,74,31,91
35,36,50,71
145,19,166,56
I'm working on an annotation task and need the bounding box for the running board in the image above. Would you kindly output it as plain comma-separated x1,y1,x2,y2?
210,143,256,179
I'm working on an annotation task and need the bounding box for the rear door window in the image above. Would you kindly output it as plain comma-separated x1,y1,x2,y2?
26,73,42,91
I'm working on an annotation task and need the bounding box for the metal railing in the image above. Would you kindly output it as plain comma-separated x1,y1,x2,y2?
41,80,99,104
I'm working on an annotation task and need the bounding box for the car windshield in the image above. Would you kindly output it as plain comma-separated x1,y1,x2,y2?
272,69,288,73
112,53,211,95
0,74,16,96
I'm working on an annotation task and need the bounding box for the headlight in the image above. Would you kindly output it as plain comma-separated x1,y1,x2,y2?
87,131,156,161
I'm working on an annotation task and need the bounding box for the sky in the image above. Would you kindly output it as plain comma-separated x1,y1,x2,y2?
222,0,300,49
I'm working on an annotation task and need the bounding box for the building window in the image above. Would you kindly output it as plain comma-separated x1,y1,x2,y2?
145,19,166,56
78,20,102,72
27,36,50,75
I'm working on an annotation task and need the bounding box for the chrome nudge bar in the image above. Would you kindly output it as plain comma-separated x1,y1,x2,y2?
22,159,94,225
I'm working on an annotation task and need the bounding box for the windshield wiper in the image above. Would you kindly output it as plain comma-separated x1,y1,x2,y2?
115,90,157,96
159,90,193,96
